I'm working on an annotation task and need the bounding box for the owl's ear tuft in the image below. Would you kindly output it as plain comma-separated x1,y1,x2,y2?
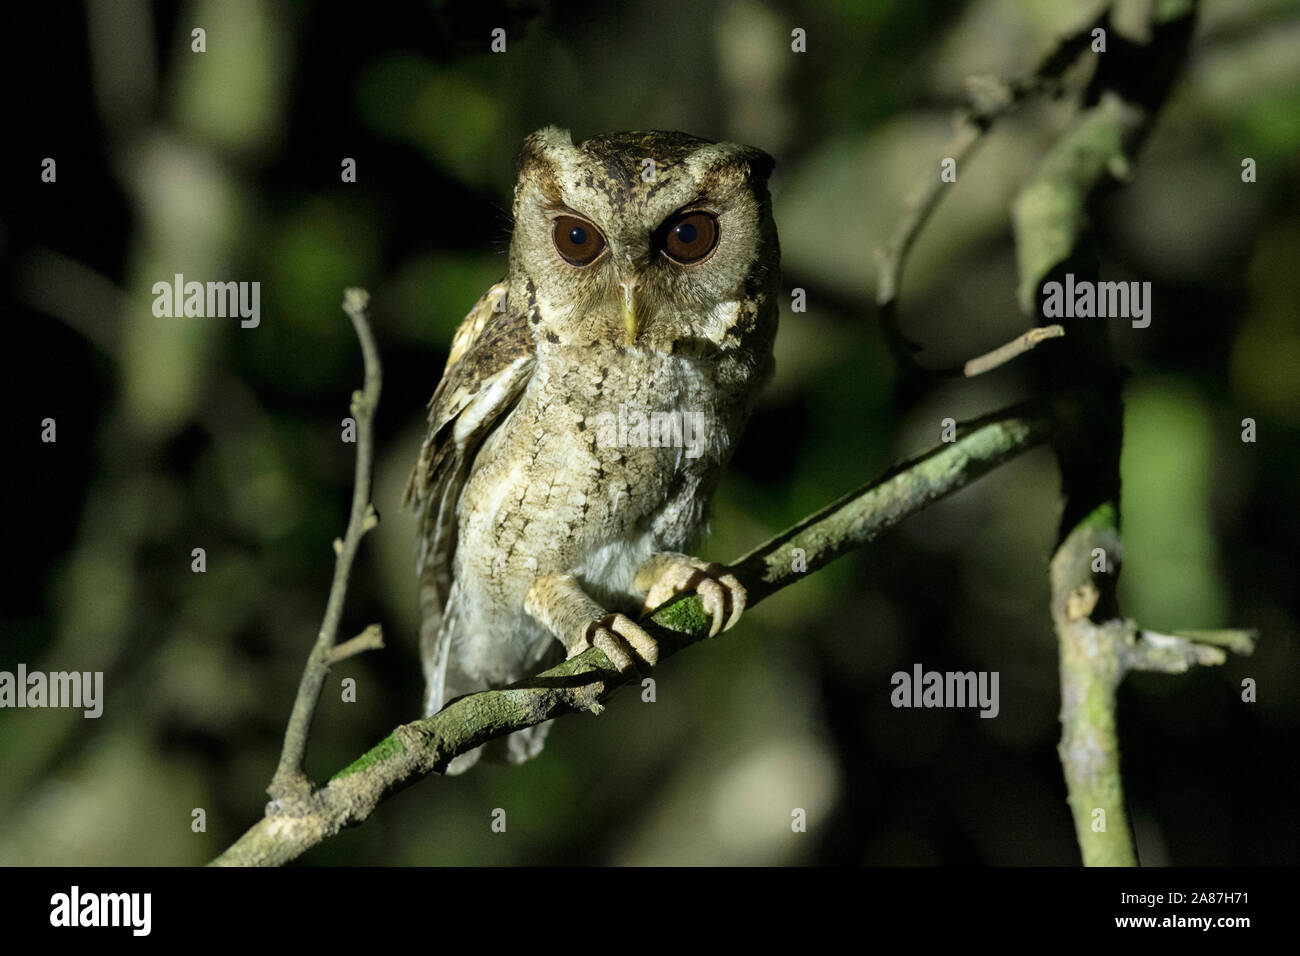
742,146,776,183
516,127,572,202
518,126,573,169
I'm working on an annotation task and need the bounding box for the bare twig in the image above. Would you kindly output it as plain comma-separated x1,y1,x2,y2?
1156,628,1259,655
267,289,383,805
212,404,1054,866
1126,628,1257,673
962,324,1065,377
325,624,386,665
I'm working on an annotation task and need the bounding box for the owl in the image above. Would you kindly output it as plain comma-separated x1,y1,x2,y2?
405,127,780,773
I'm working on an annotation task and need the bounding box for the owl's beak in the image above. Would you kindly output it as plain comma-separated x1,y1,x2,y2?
619,279,639,345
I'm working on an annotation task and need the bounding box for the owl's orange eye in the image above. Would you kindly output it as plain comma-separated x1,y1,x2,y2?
662,211,719,264
552,215,607,266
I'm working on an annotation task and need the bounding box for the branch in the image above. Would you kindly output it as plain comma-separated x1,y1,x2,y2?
1049,508,1256,866
875,4,1108,378
1013,0,1255,866
267,289,384,805
961,324,1065,377
1049,508,1137,866
1126,628,1257,673
325,624,387,665
211,403,1054,866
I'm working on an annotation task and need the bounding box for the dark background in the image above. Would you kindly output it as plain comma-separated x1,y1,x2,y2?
1,0,1296,865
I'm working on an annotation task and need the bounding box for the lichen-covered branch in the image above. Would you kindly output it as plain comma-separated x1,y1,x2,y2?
267,289,384,804
1015,0,1254,866
1049,505,1136,866
1051,507,1257,866
211,403,1053,866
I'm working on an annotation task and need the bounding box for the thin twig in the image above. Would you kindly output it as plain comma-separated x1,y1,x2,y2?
963,324,1064,377
1160,628,1259,655
1126,628,1257,672
325,624,386,665
212,404,1054,866
267,289,383,804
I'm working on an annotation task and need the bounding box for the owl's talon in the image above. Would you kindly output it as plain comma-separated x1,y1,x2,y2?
717,570,746,632
697,577,729,638
639,555,747,638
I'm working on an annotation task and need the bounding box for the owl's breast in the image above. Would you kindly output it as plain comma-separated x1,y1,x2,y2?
454,342,756,608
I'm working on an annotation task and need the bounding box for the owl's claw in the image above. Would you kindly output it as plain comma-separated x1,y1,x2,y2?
638,555,746,638
584,613,659,671
526,573,659,674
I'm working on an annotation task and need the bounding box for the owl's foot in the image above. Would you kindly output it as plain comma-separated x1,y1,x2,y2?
586,613,659,671
525,573,659,672
635,553,746,638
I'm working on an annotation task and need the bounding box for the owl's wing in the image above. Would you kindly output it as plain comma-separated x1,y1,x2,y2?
404,280,536,713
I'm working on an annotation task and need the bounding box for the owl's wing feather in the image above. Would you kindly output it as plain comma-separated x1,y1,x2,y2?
404,280,536,713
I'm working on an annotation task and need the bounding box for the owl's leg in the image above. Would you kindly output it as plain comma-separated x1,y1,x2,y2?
635,553,746,638
524,572,660,671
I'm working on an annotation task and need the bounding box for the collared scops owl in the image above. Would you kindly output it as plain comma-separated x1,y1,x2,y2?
406,127,779,773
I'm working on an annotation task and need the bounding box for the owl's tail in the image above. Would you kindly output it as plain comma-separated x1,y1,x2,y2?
419,577,454,717
421,582,556,775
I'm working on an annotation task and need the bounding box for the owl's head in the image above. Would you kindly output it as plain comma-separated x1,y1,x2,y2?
507,127,779,351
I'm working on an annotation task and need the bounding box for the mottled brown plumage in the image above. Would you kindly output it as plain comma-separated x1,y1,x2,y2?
406,127,780,772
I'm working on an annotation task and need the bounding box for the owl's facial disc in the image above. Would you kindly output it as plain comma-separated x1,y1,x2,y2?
513,128,777,350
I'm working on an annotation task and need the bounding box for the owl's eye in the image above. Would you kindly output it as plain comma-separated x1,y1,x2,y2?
662,211,719,264
552,215,607,266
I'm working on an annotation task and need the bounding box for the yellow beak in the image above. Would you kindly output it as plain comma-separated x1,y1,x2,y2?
621,284,638,345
